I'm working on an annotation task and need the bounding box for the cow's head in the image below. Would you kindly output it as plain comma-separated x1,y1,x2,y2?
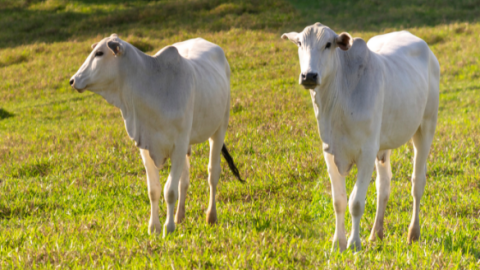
281,23,352,89
70,34,126,93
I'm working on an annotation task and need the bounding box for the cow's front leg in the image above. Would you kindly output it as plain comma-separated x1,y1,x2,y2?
140,149,162,235
163,146,188,237
324,152,347,252
347,152,376,251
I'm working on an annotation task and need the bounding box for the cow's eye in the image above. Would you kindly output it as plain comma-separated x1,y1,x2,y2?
95,51,104,57
297,42,301,47
325,42,331,49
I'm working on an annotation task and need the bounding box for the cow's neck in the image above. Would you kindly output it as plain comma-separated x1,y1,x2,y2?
96,48,163,147
314,52,345,132
314,45,371,148
99,47,160,110
315,58,342,118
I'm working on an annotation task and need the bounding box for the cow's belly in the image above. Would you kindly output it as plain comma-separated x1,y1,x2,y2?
189,109,225,145
379,114,422,150
189,82,229,144
378,78,428,150
375,41,431,150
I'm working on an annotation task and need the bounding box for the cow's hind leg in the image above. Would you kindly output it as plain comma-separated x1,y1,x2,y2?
206,128,226,224
324,151,348,252
369,150,392,241
175,153,190,224
408,121,435,243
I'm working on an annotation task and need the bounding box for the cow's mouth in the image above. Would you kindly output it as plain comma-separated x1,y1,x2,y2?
301,83,317,89
70,78,87,93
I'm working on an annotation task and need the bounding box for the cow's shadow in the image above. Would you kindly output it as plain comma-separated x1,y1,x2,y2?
0,108,14,120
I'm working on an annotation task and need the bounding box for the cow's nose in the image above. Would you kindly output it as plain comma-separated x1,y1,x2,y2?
301,72,318,84
69,78,74,86
306,73,317,81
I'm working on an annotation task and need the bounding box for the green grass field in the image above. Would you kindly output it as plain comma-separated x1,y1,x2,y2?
1,0,479,268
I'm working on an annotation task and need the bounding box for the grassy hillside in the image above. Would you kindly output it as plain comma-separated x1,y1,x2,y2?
1,0,479,268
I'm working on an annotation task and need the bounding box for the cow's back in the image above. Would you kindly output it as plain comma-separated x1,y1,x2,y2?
174,38,228,71
173,38,231,144
367,31,439,150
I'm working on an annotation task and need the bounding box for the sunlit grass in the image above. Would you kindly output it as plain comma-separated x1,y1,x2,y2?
0,0,479,268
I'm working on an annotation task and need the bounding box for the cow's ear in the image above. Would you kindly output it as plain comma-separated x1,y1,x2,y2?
107,40,124,56
335,32,352,51
91,43,98,49
281,32,299,45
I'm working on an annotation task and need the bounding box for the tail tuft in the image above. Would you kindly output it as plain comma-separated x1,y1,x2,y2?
221,144,245,183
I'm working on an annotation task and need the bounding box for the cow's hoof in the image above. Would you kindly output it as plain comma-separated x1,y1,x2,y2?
369,227,384,242
175,211,185,224
206,210,217,225
163,222,175,238
407,225,420,244
331,236,347,253
347,236,362,252
148,220,162,235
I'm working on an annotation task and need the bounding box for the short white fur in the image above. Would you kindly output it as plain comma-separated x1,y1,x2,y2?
71,35,234,237
282,23,440,252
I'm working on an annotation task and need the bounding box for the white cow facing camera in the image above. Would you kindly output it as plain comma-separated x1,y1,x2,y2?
282,23,440,252
70,34,244,237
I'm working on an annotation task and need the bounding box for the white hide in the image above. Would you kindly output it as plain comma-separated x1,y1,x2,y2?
282,23,439,251
71,35,233,237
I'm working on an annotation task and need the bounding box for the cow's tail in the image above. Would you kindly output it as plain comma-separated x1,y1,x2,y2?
221,144,245,183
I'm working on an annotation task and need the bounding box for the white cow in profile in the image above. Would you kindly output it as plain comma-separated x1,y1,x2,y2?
70,34,244,237
282,23,439,251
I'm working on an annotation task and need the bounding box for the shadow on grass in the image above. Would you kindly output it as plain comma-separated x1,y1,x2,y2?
0,201,56,220
0,108,14,120
0,0,480,48
0,0,296,48
1,0,479,48
286,0,480,31
11,160,51,178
